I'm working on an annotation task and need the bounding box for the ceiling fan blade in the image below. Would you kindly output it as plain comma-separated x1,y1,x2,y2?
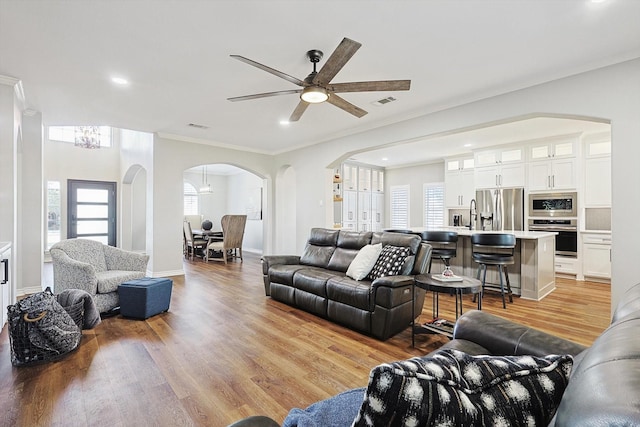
289,101,310,122
313,38,362,86
329,80,411,93
227,89,302,102
326,93,367,118
230,55,305,86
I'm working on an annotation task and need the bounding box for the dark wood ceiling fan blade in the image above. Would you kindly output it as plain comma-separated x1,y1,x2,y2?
327,93,367,118
313,38,362,86
329,80,411,93
230,55,305,86
289,101,310,122
227,89,302,102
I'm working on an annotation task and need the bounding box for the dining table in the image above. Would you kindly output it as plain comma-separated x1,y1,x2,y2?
192,229,223,241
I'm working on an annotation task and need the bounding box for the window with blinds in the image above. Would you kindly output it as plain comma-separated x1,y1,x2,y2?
424,183,445,228
184,182,199,215
390,185,410,228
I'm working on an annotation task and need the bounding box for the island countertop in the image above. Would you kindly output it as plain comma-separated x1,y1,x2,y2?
396,228,556,301
405,227,557,240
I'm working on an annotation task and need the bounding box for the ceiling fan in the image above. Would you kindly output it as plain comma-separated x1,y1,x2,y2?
227,37,411,122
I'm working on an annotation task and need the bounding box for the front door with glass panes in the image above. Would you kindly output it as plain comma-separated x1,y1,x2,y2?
67,180,117,246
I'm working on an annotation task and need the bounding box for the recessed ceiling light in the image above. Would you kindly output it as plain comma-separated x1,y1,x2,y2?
464,143,472,147
111,76,129,85
279,120,290,125
381,157,388,161
591,0,607,3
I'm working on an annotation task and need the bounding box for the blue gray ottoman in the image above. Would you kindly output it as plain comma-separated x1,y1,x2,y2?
118,277,173,319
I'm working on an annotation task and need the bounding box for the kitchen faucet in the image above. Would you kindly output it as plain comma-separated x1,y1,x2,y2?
469,198,477,230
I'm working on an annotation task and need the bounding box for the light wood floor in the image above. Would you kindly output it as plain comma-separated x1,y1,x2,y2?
0,254,611,427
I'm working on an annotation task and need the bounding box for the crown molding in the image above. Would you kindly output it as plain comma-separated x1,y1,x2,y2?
0,74,20,86
0,75,26,110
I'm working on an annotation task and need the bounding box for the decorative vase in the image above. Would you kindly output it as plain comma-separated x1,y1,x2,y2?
201,220,213,231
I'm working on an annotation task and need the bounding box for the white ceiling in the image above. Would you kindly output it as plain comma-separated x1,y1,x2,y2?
1,1,638,167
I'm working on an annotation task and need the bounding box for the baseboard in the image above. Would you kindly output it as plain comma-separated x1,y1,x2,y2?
147,269,184,278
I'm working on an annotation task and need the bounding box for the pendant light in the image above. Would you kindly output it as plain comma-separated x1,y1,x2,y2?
199,165,212,194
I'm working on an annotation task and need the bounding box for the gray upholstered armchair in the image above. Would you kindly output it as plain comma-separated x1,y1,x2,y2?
51,239,149,313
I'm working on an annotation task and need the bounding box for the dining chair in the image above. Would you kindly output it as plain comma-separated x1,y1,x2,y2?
205,215,247,264
183,221,208,260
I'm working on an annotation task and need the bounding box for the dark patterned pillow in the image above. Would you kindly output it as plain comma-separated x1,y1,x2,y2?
352,349,573,427
366,245,411,281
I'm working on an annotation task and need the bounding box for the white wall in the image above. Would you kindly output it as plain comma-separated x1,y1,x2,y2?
150,136,273,277
120,128,153,255
385,162,444,228
0,81,20,301
45,133,121,243
183,170,228,230
19,112,44,293
227,171,263,252
183,168,263,252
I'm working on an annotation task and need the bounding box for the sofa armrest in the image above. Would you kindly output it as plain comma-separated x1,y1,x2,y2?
51,250,99,295
226,415,280,427
103,245,149,272
261,255,301,275
453,310,587,357
371,275,414,289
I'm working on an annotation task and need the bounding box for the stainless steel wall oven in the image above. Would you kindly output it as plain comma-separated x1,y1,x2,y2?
528,219,578,257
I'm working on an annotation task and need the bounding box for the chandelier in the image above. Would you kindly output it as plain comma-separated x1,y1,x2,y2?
74,126,102,149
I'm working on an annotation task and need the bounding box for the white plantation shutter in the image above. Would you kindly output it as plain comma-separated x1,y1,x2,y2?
184,182,199,215
424,183,445,228
390,185,410,228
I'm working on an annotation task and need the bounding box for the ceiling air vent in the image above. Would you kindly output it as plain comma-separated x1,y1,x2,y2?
188,123,209,129
372,96,397,106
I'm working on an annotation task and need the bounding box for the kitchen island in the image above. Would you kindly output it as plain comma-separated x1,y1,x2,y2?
406,228,557,301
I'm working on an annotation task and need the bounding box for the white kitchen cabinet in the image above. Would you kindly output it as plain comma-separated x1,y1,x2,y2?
371,169,384,193
582,233,611,279
475,146,524,167
342,190,358,230
0,243,11,327
584,156,611,206
584,138,611,207
527,137,577,191
358,191,372,231
371,192,384,232
340,163,384,231
445,156,475,207
528,139,576,161
555,256,578,276
343,164,358,191
474,146,524,189
475,162,525,189
528,157,576,191
358,167,372,192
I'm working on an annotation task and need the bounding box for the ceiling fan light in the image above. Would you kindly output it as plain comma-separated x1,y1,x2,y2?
300,87,329,103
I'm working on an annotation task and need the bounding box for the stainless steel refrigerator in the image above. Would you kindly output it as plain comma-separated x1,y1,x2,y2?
475,187,524,231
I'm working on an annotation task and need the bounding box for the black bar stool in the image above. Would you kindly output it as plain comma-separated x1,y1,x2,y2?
471,233,515,309
421,231,458,273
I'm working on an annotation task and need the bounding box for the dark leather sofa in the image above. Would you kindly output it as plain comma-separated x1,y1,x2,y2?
230,281,640,426
261,228,433,340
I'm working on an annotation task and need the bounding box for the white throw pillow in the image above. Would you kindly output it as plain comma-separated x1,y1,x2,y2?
346,243,383,281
